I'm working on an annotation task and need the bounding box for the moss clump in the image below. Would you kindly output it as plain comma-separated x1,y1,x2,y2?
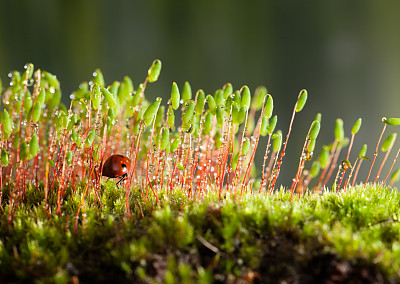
0,184,399,283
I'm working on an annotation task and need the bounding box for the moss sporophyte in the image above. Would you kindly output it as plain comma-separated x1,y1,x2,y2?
0,61,400,282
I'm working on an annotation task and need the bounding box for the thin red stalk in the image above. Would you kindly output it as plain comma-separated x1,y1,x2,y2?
269,101,299,192
290,137,311,201
344,158,361,191
241,102,266,194
231,110,249,193
351,159,363,187
374,142,394,183
241,136,259,195
382,147,400,185
260,150,275,193
74,145,96,233
365,123,386,188
314,139,338,192
227,125,236,195
219,125,232,200
336,133,356,190
322,143,342,188
260,134,273,192
337,165,350,192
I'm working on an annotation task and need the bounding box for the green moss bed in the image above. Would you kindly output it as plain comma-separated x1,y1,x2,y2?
1,183,399,283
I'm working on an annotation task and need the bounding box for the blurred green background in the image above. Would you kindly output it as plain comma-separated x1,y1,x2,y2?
1,0,400,186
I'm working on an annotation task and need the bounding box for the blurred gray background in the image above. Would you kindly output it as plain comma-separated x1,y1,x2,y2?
1,0,400,187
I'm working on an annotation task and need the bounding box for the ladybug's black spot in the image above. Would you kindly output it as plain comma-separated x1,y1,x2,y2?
121,163,127,168
117,154,124,158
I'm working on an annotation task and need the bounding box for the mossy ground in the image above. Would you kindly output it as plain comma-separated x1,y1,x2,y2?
1,183,400,283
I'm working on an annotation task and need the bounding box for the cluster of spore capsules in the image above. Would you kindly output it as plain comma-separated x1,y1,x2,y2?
0,60,400,220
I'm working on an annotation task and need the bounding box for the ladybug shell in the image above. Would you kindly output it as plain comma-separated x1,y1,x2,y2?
102,154,131,178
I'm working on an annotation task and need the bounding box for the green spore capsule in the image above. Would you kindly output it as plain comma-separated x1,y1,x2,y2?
383,117,400,126
36,87,46,106
101,86,117,108
171,82,180,110
132,119,142,136
73,82,89,100
124,76,134,93
182,100,195,126
48,89,62,111
91,84,101,110
307,139,316,156
216,106,224,128
71,129,78,143
29,134,39,159
85,129,96,148
319,147,330,169
231,102,240,125
170,138,180,152
214,131,222,148
42,71,60,89
144,98,162,126
160,127,170,151
177,162,185,171
310,161,321,178
117,82,129,104
225,95,233,114
252,86,267,111
242,138,251,156
20,141,28,161
264,94,273,119
155,105,165,127
206,95,217,115
147,59,162,83
232,91,241,107
272,130,282,152
24,91,33,113
13,134,19,150
382,133,397,152
167,107,175,129
131,84,143,107
59,112,68,130
15,100,23,115
194,90,205,116
76,137,82,149
182,81,192,103
93,69,105,86
237,106,247,125
11,71,22,91
2,109,13,136
203,111,213,135
109,81,120,96
22,63,34,81
309,120,320,140
295,89,307,112
260,116,269,137
314,113,322,123
267,115,277,135
214,90,224,106
1,148,9,166
31,102,42,123
334,118,344,141
390,168,400,185
351,118,362,135
231,153,239,171
107,107,116,122
359,144,367,158
241,86,251,109
66,150,73,165
222,83,233,99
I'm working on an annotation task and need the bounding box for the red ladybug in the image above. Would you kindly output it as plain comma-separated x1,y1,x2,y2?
102,154,132,188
